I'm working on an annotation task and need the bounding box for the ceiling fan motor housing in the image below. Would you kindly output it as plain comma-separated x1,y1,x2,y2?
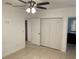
28,1,36,7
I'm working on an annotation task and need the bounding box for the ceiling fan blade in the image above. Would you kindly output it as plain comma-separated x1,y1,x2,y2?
37,2,49,5
5,2,13,5
5,2,26,7
12,5,26,7
36,6,47,9
18,0,26,4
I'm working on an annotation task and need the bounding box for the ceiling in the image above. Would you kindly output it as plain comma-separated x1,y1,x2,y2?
3,0,76,9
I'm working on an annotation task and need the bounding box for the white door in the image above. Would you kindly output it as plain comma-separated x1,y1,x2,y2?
41,18,63,50
31,18,40,45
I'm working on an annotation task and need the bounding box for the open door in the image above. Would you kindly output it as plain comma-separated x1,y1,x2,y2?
25,20,28,41
31,18,40,45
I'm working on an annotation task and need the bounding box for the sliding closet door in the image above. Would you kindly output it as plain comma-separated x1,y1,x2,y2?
41,18,63,50
31,18,40,45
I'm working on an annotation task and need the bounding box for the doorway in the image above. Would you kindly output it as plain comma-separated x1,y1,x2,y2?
66,17,76,58
67,17,76,44
25,20,28,41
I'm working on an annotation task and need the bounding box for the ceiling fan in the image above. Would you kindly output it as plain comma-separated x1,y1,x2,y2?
19,0,50,13
5,0,50,13
18,0,50,9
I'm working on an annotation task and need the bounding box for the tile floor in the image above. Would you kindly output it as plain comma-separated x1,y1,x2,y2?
3,42,76,59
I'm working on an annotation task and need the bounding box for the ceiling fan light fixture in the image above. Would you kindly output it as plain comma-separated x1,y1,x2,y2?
31,7,36,14
26,8,31,13
26,7,36,14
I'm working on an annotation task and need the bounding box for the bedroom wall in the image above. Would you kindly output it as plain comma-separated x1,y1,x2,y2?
27,19,32,41
2,4,26,57
40,7,76,18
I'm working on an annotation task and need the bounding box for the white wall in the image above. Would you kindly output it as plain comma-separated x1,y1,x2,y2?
40,7,76,18
27,19,32,41
27,7,76,52
2,4,26,57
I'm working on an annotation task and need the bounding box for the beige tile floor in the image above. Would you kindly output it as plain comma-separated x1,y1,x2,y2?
3,42,76,59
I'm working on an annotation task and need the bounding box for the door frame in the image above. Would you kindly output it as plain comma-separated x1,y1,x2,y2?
66,17,76,50
25,20,28,41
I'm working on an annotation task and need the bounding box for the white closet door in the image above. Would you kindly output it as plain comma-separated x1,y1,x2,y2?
31,18,40,45
41,18,63,50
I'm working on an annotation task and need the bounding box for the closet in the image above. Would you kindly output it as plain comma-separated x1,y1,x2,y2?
41,18,63,50
31,18,64,50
